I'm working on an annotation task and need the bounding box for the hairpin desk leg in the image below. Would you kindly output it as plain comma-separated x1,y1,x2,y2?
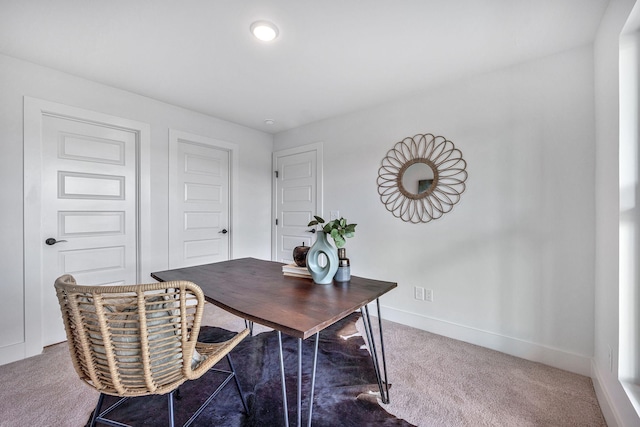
278,331,289,426
277,331,321,427
361,299,390,404
307,333,319,427
245,319,254,335
297,338,302,427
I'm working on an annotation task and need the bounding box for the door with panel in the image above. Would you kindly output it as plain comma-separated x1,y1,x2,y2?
273,144,322,264
169,131,231,269
40,115,139,346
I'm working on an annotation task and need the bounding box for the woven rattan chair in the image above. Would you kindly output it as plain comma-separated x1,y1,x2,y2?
54,274,250,427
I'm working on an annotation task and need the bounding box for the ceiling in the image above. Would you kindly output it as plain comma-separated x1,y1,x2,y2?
0,0,609,134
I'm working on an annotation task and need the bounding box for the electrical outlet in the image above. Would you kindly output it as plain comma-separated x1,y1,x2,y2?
414,286,425,300
425,289,433,302
330,210,340,220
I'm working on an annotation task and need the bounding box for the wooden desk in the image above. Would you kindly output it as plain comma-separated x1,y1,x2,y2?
151,257,397,426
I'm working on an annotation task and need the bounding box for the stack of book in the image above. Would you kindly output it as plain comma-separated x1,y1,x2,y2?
282,263,311,278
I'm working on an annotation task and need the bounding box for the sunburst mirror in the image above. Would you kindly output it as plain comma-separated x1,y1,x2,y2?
377,133,467,223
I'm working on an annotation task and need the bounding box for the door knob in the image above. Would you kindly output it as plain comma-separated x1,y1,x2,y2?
219,229,228,234
306,229,316,234
45,238,68,246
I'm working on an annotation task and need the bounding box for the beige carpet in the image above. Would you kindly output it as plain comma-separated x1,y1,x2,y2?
356,319,606,426
0,304,605,426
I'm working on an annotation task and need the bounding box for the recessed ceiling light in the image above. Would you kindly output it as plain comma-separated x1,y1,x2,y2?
264,119,275,126
251,21,279,42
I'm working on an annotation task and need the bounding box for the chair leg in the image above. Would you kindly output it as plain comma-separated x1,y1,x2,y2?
90,366,241,427
89,393,105,427
168,391,175,427
227,354,249,413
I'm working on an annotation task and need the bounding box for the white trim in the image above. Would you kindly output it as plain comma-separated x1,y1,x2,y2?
621,381,640,419
168,129,238,261
138,118,151,284
271,142,324,260
619,5,640,419
23,98,44,359
380,304,592,376
592,360,624,427
23,97,150,359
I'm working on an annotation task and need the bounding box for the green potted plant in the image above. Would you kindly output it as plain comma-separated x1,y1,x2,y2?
307,215,357,248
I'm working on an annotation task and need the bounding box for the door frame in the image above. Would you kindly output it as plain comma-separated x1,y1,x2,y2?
168,129,238,265
271,142,324,260
23,97,151,358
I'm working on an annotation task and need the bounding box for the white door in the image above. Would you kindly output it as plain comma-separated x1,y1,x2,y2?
272,143,323,263
40,116,139,345
13,97,150,364
169,130,232,269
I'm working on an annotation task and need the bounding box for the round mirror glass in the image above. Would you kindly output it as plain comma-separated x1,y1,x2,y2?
401,162,435,195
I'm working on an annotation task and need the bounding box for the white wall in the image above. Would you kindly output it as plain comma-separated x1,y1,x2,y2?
275,46,597,375
0,53,273,361
593,0,640,425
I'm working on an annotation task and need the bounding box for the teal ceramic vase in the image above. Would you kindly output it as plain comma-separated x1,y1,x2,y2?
306,231,338,284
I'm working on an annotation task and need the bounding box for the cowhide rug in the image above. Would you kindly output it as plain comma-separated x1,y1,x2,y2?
85,313,414,426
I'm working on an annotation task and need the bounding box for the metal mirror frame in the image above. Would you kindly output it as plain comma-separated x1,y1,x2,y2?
377,133,467,223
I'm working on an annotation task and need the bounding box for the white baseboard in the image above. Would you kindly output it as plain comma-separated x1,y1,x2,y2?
377,305,592,376
591,359,622,427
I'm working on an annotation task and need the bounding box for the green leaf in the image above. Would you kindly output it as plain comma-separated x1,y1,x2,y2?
307,220,319,227
314,215,356,247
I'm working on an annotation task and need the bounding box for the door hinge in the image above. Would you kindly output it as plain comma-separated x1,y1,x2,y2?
275,171,279,178
275,218,278,225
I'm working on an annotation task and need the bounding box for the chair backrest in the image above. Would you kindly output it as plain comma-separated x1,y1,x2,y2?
54,275,206,397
